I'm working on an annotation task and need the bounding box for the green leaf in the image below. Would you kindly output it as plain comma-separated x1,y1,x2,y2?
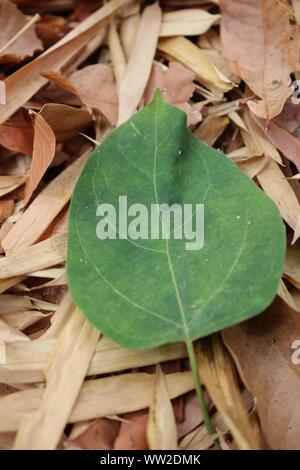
67,93,285,350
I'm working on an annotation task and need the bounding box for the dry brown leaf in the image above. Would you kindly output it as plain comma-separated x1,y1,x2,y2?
24,114,56,206
277,279,298,311
0,109,33,156
44,66,118,126
176,391,209,439
147,366,178,450
0,0,43,63
36,15,70,49
223,296,300,449
68,65,118,125
2,151,89,254
0,335,186,385
144,62,202,126
3,310,47,332
242,110,282,164
220,0,300,119
118,2,162,125
113,410,148,450
195,115,229,146
0,176,27,198
0,0,129,125
236,156,268,179
0,317,30,344
0,276,25,295
160,9,220,37
41,292,74,340
0,199,14,221
39,103,92,142
108,18,126,92
119,8,140,60
197,335,262,449
257,157,300,234
0,294,33,314
253,99,300,171
284,241,300,289
40,205,69,241
0,233,67,279
0,371,194,433
158,36,234,95
70,418,120,450
292,212,300,245
13,308,100,449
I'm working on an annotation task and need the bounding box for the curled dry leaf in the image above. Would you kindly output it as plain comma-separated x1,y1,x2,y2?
0,176,27,198
144,61,202,126
0,109,33,156
39,103,92,142
252,99,300,172
44,65,118,126
220,0,300,119
223,296,300,450
24,114,56,206
0,0,43,64
36,15,70,49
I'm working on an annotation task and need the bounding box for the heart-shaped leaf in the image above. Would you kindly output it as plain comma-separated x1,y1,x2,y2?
67,93,285,350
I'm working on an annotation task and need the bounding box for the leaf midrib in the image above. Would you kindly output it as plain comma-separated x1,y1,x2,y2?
152,99,191,341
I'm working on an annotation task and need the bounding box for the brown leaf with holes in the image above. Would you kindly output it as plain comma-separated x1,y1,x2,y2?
24,114,56,205
220,0,300,119
0,0,43,64
223,296,300,449
144,62,202,126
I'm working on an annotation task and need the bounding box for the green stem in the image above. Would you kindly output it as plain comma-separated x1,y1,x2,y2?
186,340,214,436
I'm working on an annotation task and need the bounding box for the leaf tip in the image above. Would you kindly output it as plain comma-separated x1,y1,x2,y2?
152,88,165,104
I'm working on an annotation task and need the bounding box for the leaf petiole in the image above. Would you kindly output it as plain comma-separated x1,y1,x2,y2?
185,340,214,436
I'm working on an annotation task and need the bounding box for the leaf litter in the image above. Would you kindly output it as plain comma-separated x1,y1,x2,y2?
0,0,299,451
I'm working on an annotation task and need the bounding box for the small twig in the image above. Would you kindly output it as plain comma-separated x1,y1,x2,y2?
79,133,100,146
